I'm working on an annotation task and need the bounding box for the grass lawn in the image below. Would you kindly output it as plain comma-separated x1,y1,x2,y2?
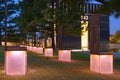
0,47,120,80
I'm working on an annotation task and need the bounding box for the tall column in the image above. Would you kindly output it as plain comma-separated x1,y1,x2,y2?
89,14,113,74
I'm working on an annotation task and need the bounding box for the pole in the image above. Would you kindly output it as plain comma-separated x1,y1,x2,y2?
4,0,7,47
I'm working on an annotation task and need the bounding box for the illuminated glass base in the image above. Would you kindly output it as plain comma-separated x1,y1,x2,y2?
20,45,25,47
5,51,27,75
90,54,113,74
58,50,71,62
27,46,32,51
44,48,53,57
32,47,37,52
36,47,43,54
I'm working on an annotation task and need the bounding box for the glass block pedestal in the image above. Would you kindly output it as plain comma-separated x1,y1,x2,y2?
90,53,113,74
44,48,53,57
58,50,71,62
5,46,27,75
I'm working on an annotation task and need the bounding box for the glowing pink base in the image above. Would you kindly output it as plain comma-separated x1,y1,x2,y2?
5,51,27,75
36,47,43,54
58,50,71,62
20,45,25,47
90,54,113,74
32,47,38,52
27,46,32,51
44,48,53,57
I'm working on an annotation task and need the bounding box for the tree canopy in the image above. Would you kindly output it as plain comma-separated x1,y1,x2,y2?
114,30,120,43
96,0,120,18
17,0,85,47
2,0,119,46
55,0,84,36
0,0,20,45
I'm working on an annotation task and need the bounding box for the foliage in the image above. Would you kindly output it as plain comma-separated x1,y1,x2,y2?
17,0,51,46
0,0,20,45
18,0,85,35
96,0,120,18
55,0,84,36
17,0,86,47
110,35,116,43
114,30,120,43
95,0,108,3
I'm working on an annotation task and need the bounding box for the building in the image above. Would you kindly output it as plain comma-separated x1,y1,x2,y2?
56,1,109,52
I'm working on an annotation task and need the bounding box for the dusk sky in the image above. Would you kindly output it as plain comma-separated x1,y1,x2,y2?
14,0,120,35
110,15,120,35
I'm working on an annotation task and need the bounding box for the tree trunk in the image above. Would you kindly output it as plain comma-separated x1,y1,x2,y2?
51,1,55,49
52,35,55,49
0,28,2,46
33,33,36,47
44,33,47,48
0,38,2,46
58,26,62,50
32,36,34,47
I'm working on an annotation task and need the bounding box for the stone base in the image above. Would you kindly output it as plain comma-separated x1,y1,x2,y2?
58,50,71,62
44,48,53,57
90,54,113,74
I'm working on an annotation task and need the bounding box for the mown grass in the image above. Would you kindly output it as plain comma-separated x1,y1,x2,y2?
0,47,120,80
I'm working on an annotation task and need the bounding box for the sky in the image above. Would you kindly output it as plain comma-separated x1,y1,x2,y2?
14,0,120,35
110,15,120,35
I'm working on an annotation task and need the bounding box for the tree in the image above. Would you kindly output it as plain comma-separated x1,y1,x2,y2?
96,0,108,3
55,0,84,36
17,0,50,46
55,0,85,49
0,0,18,46
96,0,120,18
17,0,85,48
114,30,120,43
